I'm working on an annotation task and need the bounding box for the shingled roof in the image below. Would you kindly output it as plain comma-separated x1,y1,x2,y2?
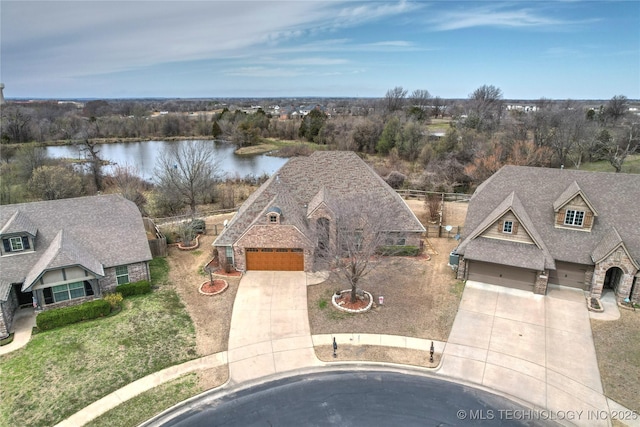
214,151,424,246
0,194,152,300
458,166,640,269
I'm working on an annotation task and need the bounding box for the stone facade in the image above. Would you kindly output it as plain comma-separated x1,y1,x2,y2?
590,246,639,302
0,287,19,339
534,270,549,295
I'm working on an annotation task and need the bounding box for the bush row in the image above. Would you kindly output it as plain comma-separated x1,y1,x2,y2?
116,280,152,297
36,299,111,331
376,245,420,256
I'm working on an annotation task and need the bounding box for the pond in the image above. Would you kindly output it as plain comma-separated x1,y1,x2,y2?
46,140,287,181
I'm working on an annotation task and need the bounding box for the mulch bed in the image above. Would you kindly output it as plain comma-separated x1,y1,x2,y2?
334,292,370,311
200,280,227,294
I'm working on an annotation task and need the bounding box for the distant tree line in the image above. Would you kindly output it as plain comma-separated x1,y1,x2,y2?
1,88,637,211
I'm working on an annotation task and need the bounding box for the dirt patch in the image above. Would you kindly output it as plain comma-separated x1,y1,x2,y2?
196,366,229,391
591,310,640,412
308,241,463,341
165,213,240,356
315,344,440,368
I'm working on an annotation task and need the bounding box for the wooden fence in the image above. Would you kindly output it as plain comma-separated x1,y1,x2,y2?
143,217,167,257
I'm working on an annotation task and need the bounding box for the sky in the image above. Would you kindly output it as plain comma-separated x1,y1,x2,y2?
1,0,638,100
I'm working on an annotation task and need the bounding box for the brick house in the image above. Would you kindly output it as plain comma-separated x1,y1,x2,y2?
0,194,152,338
213,151,425,272
455,166,640,303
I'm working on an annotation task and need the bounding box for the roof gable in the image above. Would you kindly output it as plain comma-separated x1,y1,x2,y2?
22,230,104,291
0,210,38,237
553,180,598,215
591,227,639,269
460,191,555,269
214,151,424,246
460,166,640,267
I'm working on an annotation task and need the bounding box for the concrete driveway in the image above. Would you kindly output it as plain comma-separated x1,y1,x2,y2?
227,271,322,384
440,281,608,426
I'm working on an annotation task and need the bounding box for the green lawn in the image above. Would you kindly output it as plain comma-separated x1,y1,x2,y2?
575,154,640,174
0,258,197,427
85,373,202,427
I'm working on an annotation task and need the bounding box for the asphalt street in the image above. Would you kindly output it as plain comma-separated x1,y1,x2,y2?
158,370,560,426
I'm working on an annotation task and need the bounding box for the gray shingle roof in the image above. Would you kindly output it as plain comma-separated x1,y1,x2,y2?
214,151,424,246
22,230,105,291
0,210,38,237
0,194,152,300
458,166,640,270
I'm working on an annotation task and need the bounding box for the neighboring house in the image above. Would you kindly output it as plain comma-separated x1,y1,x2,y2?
0,194,153,338
456,166,640,303
213,151,425,272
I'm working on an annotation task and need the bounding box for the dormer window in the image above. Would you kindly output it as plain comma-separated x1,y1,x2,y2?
9,237,24,251
266,206,282,224
2,235,31,254
502,221,513,234
564,209,585,227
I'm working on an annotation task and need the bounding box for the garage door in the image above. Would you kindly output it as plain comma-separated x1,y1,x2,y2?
467,261,536,291
246,248,304,271
548,261,588,289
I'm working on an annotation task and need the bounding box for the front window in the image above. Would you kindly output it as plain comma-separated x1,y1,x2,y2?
269,214,278,223
564,210,585,226
115,265,129,285
9,237,23,251
225,246,233,264
49,282,88,303
503,221,513,234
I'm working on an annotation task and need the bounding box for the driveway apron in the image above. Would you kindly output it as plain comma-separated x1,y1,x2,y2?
441,281,608,427
227,271,321,384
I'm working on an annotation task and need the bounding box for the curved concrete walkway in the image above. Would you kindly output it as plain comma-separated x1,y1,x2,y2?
0,308,36,356
53,274,639,427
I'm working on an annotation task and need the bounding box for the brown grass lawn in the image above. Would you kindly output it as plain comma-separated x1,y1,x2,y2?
308,200,467,363
591,309,640,412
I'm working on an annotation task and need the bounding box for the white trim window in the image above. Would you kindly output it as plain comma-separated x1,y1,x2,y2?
115,265,129,285
564,210,585,226
9,236,24,251
502,221,513,234
52,282,86,302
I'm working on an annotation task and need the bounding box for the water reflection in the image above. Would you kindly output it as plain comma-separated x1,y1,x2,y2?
46,140,287,181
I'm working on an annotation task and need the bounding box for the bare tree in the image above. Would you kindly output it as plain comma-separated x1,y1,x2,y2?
466,84,504,132
105,165,148,214
383,86,408,114
154,140,222,215
602,123,640,172
604,95,628,123
321,195,400,303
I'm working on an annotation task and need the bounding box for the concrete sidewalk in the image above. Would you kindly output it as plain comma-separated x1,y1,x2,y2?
0,308,36,356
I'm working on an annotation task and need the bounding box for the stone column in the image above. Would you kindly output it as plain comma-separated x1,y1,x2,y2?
534,271,549,295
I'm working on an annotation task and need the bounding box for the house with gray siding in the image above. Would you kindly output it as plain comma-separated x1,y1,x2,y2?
213,151,425,272
456,166,640,303
0,194,152,338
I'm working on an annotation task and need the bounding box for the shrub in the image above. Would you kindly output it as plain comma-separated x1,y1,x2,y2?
189,219,206,234
36,299,111,331
103,292,124,309
376,245,420,256
117,280,152,297
385,171,407,189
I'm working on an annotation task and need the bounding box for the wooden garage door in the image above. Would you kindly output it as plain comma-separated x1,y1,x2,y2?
246,248,304,271
467,261,536,291
548,261,588,289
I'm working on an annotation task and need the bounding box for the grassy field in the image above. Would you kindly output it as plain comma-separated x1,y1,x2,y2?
0,258,198,427
591,309,640,413
574,154,640,174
